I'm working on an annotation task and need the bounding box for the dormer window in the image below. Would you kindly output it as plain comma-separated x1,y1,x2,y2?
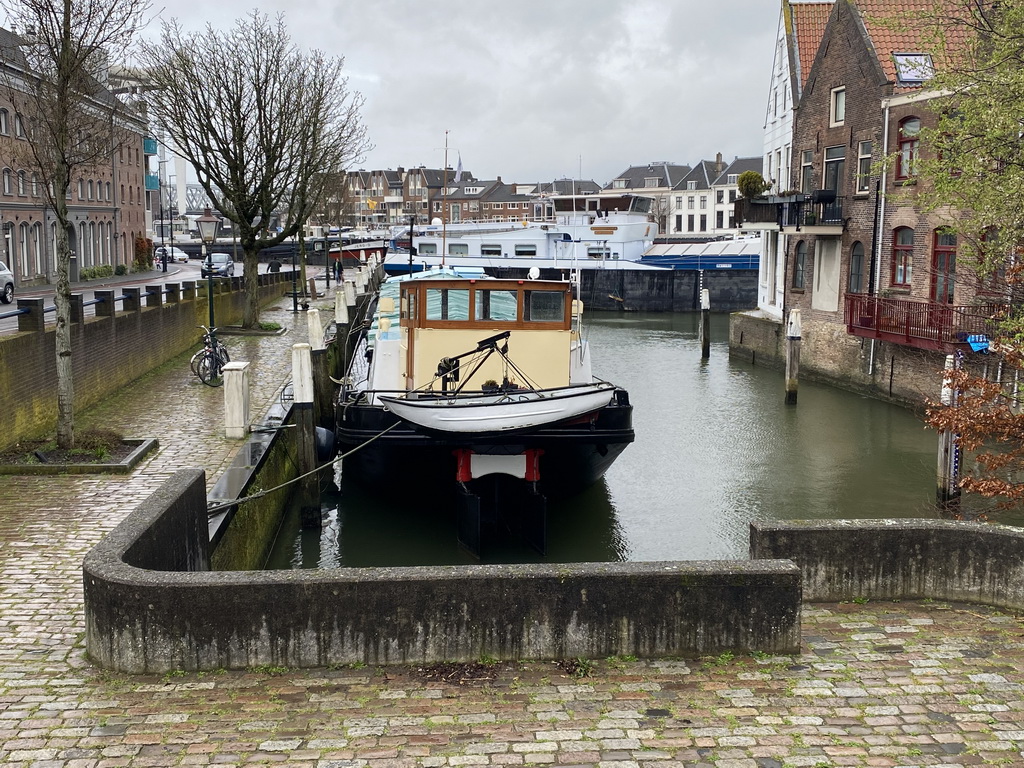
727,174,738,185
612,179,627,189
830,87,846,126
644,177,659,187
894,53,934,84
686,181,697,190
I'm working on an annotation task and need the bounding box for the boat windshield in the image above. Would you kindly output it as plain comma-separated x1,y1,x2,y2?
474,289,518,321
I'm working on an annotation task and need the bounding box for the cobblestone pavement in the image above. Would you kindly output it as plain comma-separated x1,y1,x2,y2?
3,288,1024,767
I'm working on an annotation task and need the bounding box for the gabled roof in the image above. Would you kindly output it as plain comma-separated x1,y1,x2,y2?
483,182,533,204
713,157,763,185
851,0,964,91
606,163,691,190
538,179,602,196
674,161,718,191
787,1,834,94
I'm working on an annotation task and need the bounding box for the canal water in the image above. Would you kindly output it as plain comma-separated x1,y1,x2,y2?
266,312,987,569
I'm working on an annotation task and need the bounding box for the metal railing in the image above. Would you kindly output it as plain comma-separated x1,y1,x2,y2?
845,294,1005,351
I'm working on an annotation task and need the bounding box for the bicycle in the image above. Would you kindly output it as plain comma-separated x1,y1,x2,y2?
190,325,230,386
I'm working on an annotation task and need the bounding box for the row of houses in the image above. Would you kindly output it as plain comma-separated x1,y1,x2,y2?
734,0,1004,404
342,153,761,241
0,27,152,291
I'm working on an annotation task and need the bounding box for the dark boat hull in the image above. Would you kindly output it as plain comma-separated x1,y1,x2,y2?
335,391,634,497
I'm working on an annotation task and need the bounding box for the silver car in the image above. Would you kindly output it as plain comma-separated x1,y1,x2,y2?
0,260,13,304
155,246,190,264
201,252,234,278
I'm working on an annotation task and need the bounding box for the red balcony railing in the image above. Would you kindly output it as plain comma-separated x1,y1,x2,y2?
844,294,1005,352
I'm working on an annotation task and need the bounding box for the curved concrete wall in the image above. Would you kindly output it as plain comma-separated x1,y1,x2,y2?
83,470,802,673
751,519,1024,609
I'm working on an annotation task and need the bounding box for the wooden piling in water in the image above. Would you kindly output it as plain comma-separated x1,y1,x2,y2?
785,309,801,405
937,354,962,510
291,343,321,528
700,288,711,359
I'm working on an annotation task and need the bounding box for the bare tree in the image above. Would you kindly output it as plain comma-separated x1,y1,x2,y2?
1,0,149,449
139,11,371,327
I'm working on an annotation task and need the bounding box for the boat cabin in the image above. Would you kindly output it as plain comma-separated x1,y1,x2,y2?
397,278,580,392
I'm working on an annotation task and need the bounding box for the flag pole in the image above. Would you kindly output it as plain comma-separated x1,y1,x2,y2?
441,130,448,268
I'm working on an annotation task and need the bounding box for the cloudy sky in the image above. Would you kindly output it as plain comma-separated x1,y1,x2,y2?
151,0,779,186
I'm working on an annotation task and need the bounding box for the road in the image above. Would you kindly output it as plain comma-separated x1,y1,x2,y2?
0,258,319,335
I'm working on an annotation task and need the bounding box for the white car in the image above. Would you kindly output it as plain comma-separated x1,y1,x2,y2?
0,259,13,303
155,246,190,264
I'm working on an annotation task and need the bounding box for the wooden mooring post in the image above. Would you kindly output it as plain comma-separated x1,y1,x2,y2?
785,309,801,405
937,353,962,510
291,343,322,528
700,288,711,359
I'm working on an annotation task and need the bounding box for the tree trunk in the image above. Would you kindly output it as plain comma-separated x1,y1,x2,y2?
54,203,74,449
243,248,260,328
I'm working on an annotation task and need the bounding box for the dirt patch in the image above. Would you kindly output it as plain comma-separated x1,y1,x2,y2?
413,661,513,685
0,428,137,466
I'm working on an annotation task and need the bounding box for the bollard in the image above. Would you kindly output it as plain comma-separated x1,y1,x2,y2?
292,343,321,528
335,289,349,325
785,308,801,405
223,361,251,439
307,277,319,300
700,288,711,359
344,280,356,307
307,307,325,351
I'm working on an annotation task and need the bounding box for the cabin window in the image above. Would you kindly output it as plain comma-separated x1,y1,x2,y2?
475,289,518,321
448,243,468,255
514,244,537,257
524,290,565,322
419,243,437,255
481,244,502,256
587,246,610,259
426,288,470,321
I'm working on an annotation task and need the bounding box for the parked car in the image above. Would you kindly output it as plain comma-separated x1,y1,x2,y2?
201,252,235,278
155,246,190,264
0,260,13,304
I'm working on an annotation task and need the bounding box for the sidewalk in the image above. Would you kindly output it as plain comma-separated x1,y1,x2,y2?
1,287,1024,766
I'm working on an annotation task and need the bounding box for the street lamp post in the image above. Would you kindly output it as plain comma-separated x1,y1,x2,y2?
196,207,221,375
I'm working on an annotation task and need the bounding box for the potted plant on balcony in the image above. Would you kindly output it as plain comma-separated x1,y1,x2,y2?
737,170,770,199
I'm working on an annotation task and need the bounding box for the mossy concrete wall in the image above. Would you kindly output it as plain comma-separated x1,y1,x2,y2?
751,519,1024,610
0,272,295,451
83,470,802,672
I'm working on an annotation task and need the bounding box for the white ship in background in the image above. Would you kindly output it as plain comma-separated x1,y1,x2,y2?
385,194,662,275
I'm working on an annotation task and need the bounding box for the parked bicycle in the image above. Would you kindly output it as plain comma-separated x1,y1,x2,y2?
190,325,230,386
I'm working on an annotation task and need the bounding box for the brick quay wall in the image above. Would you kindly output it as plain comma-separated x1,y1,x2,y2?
0,271,296,452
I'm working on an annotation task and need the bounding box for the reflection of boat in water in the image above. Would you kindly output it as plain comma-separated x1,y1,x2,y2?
334,267,634,556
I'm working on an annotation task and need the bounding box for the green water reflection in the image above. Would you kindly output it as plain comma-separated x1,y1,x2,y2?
266,311,999,568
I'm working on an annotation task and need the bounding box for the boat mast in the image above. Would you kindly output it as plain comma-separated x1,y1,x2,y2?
442,130,448,267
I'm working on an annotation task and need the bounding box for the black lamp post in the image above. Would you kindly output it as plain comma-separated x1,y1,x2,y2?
196,207,221,373
159,177,167,273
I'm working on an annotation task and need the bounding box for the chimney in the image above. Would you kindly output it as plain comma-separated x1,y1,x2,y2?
496,176,502,184
715,152,725,174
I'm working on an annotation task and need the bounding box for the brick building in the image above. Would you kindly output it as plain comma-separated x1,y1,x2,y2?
0,27,150,291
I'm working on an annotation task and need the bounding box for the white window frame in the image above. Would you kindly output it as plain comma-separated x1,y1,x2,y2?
830,87,846,126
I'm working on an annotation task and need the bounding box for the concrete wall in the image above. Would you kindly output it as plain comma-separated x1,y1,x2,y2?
730,310,947,407
0,271,296,451
750,519,1024,610
83,469,802,672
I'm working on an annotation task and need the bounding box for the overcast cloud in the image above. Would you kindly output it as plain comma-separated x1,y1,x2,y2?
150,1,777,185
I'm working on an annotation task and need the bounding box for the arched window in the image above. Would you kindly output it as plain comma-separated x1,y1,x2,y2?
31,173,39,197
13,113,24,138
78,179,84,200
0,109,8,134
32,223,42,276
17,171,26,196
2,168,11,195
105,181,111,201
87,180,94,200
793,240,807,289
19,222,30,276
896,117,921,180
848,241,865,293
120,184,125,202
892,227,914,286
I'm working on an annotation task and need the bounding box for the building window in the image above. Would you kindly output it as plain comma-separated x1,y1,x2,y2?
849,241,865,293
675,214,682,232
716,190,724,204
729,190,737,203
17,171,26,196
687,214,694,231
830,87,846,126
932,229,957,304
699,214,707,232
793,241,807,289
892,227,914,286
0,109,7,134
687,196,694,210
674,196,682,208
699,196,707,210
823,145,845,190
687,181,697,190
857,141,872,193
14,113,25,138
727,174,738,184
800,150,814,193
2,168,10,195
613,179,627,189
644,177,659,187
897,117,921,179
715,211,723,229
